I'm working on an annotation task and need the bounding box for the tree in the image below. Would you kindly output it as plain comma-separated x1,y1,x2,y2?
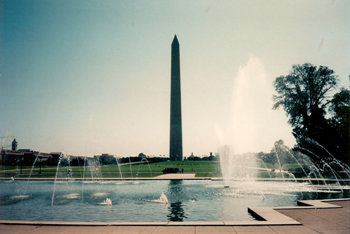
273,63,337,141
138,153,146,160
328,88,350,164
97,154,117,165
273,63,349,165
258,151,276,165
329,88,350,127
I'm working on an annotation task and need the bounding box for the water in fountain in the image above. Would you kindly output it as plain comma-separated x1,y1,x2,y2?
304,138,350,179
150,192,169,204
115,159,123,179
5,153,42,203
217,56,350,198
100,197,112,206
86,157,103,180
219,139,350,198
15,160,20,178
217,56,281,190
81,157,86,201
136,158,153,178
51,153,78,206
51,153,64,206
219,146,257,186
22,154,40,196
128,157,134,179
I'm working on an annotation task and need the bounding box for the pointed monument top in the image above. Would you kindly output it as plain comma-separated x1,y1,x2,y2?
172,35,179,45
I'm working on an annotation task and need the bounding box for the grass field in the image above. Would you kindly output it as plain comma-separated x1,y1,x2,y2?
0,160,221,178
1,161,340,179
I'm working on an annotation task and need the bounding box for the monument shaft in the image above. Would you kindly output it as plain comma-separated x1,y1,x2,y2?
170,35,183,161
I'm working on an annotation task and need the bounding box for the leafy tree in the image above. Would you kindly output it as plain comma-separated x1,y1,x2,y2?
329,88,350,126
258,151,276,165
60,157,69,167
98,154,117,165
70,157,85,166
273,63,349,165
328,88,350,164
273,63,337,140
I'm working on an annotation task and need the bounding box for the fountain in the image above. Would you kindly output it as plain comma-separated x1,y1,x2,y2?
0,141,349,222
218,140,350,199
216,55,350,200
0,55,349,223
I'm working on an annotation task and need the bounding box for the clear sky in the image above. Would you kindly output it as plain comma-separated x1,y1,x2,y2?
1,0,349,157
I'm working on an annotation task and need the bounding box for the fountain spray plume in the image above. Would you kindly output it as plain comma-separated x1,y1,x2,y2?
218,56,271,186
82,156,86,201
296,138,350,180
115,159,123,179
218,145,258,185
22,153,40,196
51,153,64,207
273,140,313,183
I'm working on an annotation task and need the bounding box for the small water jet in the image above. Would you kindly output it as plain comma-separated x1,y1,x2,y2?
60,193,80,199
150,192,169,204
92,192,109,197
100,198,112,206
51,153,76,206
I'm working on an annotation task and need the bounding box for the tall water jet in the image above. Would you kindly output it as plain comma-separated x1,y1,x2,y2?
128,157,134,179
136,158,153,177
219,146,257,186
82,157,86,201
218,56,278,184
51,153,64,206
115,160,123,179
87,157,103,180
22,154,40,195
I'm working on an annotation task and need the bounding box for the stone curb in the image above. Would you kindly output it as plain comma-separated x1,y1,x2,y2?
1,177,349,182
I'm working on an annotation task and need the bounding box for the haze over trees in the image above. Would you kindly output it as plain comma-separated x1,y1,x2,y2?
273,63,349,165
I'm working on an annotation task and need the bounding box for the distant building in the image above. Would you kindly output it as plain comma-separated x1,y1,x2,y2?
0,149,39,166
11,139,18,151
37,152,52,162
0,148,54,167
0,149,22,166
50,152,62,158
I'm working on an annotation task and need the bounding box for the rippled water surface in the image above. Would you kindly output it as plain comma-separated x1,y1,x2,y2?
0,180,349,222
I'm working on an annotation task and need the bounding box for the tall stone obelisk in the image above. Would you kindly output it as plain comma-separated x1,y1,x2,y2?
170,35,183,161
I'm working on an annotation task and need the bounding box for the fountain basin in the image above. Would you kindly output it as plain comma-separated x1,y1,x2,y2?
0,179,349,222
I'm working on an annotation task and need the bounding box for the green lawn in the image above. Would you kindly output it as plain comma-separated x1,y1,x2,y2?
1,161,338,179
0,161,221,178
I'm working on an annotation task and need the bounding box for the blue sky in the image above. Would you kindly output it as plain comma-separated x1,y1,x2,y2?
1,0,349,157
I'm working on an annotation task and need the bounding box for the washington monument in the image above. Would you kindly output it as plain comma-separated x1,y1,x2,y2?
169,35,183,161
